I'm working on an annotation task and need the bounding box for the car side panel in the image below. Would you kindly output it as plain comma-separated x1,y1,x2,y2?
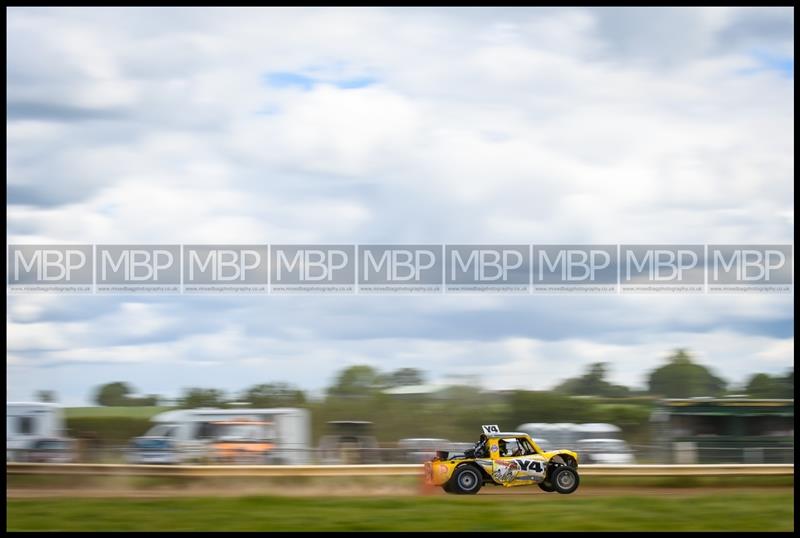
492,454,548,485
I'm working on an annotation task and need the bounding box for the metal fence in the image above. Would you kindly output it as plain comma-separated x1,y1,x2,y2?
6,443,795,466
6,462,794,478
8,446,417,465
625,444,794,465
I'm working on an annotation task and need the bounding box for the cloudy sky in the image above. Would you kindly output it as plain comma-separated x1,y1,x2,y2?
7,7,794,405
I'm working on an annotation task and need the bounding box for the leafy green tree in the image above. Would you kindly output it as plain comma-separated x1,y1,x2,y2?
241,383,306,407
745,370,793,398
127,394,159,406
178,388,226,408
505,390,599,428
647,349,726,398
94,382,134,406
383,368,426,388
554,362,631,397
327,365,386,398
439,384,485,402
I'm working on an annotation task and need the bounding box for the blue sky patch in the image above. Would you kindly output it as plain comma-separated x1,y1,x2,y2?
333,76,377,89
741,49,794,78
265,71,376,90
265,72,316,90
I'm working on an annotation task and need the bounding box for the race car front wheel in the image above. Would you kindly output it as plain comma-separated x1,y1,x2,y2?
550,466,580,494
450,465,482,495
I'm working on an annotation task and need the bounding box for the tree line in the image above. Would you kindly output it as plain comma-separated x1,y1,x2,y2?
37,349,794,407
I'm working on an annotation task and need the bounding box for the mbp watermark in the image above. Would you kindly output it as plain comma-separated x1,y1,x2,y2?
445,245,528,293
532,245,617,293
708,245,793,293
8,245,93,293
6,243,793,295
183,245,268,294
96,245,180,293
270,245,355,293
620,245,704,293
358,245,442,293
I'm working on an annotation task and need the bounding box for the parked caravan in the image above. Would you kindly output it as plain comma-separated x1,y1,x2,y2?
517,421,634,463
7,402,72,462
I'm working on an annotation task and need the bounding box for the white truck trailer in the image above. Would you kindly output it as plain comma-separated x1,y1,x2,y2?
128,407,311,464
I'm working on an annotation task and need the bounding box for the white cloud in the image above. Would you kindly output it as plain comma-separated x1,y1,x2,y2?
6,7,794,403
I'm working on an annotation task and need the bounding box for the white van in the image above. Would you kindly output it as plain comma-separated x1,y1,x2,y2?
7,402,67,461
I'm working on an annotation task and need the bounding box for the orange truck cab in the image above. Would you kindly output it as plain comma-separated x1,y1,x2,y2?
208,419,275,464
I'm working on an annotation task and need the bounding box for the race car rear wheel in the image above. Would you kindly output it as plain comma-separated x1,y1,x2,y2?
551,466,580,494
450,465,482,495
538,480,556,492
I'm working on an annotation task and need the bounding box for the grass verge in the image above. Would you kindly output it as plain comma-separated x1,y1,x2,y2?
6,491,794,531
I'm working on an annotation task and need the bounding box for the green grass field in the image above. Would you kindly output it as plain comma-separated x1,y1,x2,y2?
6,492,794,531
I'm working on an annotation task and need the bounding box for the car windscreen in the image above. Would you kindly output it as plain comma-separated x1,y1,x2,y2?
33,440,69,450
145,424,177,437
134,438,172,449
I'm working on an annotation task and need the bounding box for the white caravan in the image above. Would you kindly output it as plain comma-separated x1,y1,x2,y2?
575,438,636,464
128,407,311,464
517,421,635,463
7,402,67,461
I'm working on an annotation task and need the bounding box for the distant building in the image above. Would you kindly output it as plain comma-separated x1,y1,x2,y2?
651,398,794,463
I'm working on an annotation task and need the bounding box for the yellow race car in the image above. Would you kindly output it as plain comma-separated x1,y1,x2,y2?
424,425,580,495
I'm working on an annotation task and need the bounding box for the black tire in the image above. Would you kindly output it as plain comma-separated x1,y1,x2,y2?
442,481,455,494
538,480,556,492
550,466,580,494
450,465,482,495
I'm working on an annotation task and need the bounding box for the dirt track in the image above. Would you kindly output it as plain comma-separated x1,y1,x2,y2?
7,485,792,499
